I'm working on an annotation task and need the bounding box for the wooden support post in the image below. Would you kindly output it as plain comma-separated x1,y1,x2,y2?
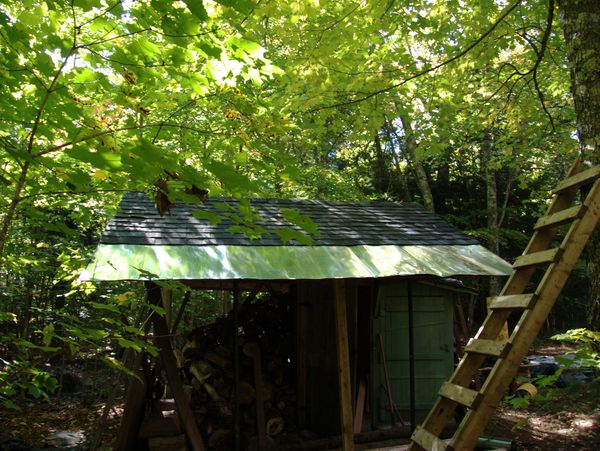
407,281,416,432
146,282,206,451
244,343,267,450
333,279,355,451
295,284,307,428
113,352,147,451
353,380,366,433
233,285,241,451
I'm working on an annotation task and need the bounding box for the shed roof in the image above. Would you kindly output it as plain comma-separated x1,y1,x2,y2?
102,192,479,247
82,193,512,281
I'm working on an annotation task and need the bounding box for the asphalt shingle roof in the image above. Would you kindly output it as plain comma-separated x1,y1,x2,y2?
100,192,479,247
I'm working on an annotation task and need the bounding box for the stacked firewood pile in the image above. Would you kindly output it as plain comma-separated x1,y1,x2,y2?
176,293,296,450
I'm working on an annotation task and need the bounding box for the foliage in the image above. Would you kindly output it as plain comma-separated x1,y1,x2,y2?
0,359,58,410
0,0,597,412
504,343,600,413
551,328,600,352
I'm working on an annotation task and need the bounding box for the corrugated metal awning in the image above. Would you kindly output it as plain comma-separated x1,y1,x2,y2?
81,243,512,281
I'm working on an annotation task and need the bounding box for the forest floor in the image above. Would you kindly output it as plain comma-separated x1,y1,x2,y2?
483,342,600,450
0,344,598,450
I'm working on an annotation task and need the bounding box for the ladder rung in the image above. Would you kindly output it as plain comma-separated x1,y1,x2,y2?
534,205,586,230
513,248,560,269
464,339,509,357
489,294,535,309
438,381,480,408
411,426,447,451
552,166,600,194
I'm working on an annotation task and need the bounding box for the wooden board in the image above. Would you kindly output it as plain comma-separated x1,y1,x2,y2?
146,282,206,451
333,279,355,451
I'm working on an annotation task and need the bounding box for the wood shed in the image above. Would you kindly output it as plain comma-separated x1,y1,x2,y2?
82,192,511,450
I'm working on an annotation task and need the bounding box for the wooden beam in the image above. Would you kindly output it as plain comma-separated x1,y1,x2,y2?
113,352,147,451
146,282,206,451
333,279,355,451
181,279,291,292
353,380,366,433
243,343,267,450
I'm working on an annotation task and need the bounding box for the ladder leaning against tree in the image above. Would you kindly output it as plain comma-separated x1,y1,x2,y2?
409,158,600,451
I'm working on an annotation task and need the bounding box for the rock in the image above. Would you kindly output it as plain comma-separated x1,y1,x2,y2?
43,431,86,449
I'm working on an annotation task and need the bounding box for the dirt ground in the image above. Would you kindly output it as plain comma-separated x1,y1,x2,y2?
485,382,599,450
484,343,599,450
0,400,122,450
0,345,598,450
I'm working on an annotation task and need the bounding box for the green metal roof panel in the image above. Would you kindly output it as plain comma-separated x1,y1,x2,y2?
81,244,512,281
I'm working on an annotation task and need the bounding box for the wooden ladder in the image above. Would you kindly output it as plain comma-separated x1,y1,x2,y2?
409,159,600,451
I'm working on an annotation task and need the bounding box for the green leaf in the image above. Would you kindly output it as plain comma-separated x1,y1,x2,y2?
272,228,313,245
91,301,121,313
42,323,55,347
103,356,137,379
73,68,100,83
281,208,320,236
2,399,21,411
0,312,17,323
512,418,529,430
117,337,142,352
199,42,222,58
183,0,208,21
131,37,161,59
148,304,166,316
26,384,42,398
83,327,109,340
193,209,224,224
69,146,122,170
228,36,264,57
205,160,259,193
216,0,256,15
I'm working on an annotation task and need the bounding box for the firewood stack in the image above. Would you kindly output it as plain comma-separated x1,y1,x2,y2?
176,293,296,450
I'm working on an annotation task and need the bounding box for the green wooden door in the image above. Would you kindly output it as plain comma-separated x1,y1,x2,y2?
373,282,454,426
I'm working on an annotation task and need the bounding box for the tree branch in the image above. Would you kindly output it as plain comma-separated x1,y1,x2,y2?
16,188,131,203
308,0,523,113
34,122,226,158
531,0,556,132
78,0,123,29
83,47,168,68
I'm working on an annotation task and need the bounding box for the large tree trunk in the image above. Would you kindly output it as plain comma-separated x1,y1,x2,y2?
557,0,600,327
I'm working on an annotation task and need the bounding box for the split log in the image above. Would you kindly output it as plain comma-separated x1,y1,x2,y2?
266,416,284,437
179,290,297,444
189,360,216,384
203,381,232,417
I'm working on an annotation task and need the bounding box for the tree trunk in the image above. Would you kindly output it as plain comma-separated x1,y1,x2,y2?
557,0,600,327
384,119,412,202
373,134,390,195
0,162,29,260
399,115,435,212
480,131,502,296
